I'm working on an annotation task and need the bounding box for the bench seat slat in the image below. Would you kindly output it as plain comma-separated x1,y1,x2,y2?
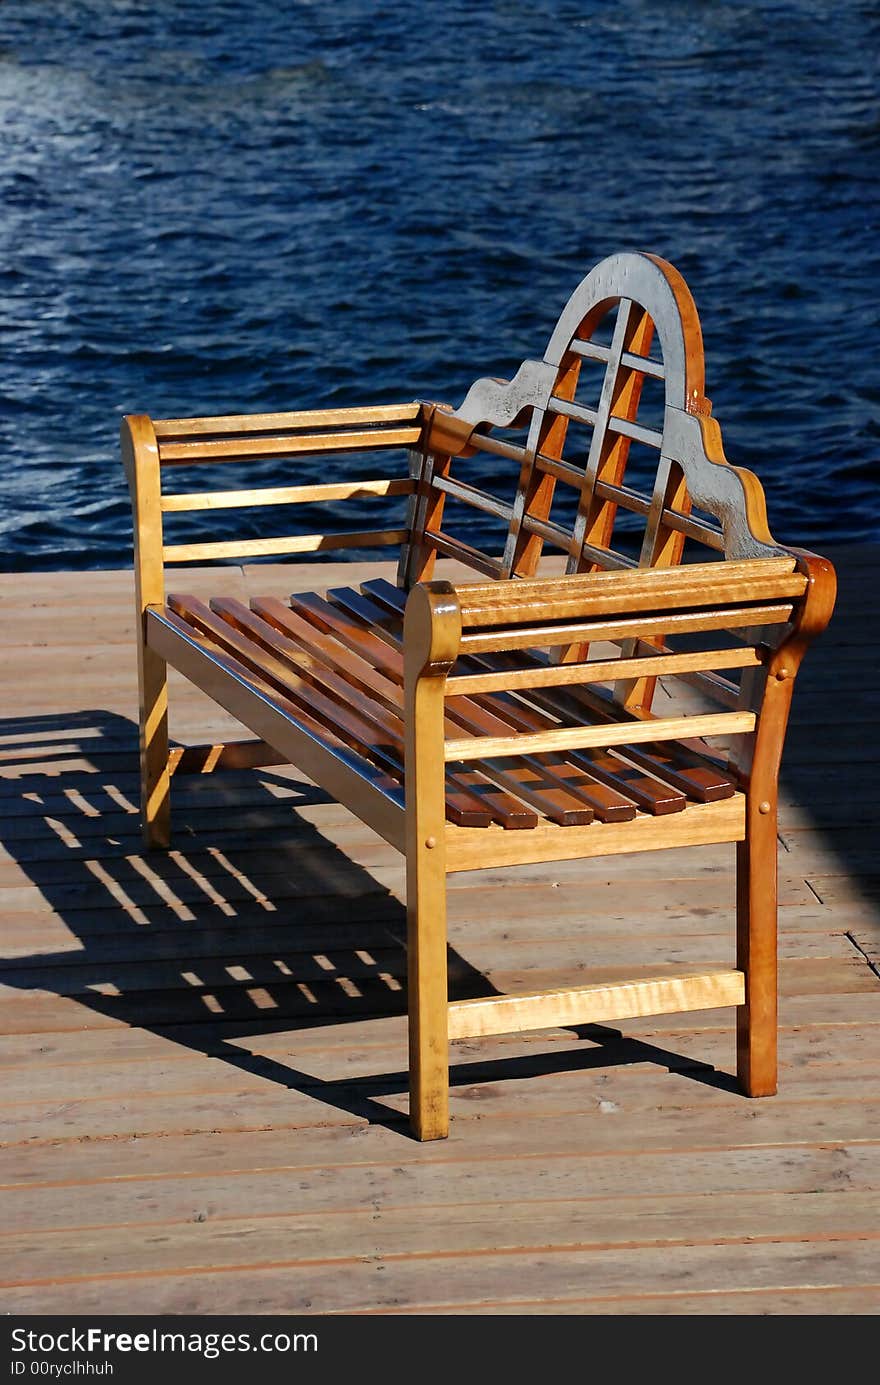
360,577,734,808
166,595,408,785
356,581,734,808
285,591,597,827
489,662,739,802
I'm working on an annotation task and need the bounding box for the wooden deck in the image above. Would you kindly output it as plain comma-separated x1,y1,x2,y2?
1,544,878,1316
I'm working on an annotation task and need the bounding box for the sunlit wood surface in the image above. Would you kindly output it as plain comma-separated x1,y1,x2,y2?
1,546,878,1315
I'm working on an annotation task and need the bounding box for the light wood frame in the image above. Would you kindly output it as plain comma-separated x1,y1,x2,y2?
123,252,836,1139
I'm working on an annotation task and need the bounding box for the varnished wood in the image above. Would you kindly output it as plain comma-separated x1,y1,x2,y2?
163,529,407,564
445,794,745,872
121,415,169,850
160,478,414,512
447,970,746,1039
444,711,756,763
506,352,582,577
459,602,796,655
204,596,527,830
152,401,422,436
144,606,407,851
6,543,873,1313
455,558,804,626
732,552,838,1098
158,427,421,464
445,645,762,696
404,584,461,1140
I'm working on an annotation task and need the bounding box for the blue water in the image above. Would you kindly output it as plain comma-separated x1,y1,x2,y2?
0,0,878,570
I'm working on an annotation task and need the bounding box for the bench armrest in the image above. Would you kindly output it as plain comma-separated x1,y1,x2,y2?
452,557,808,633
402,553,835,777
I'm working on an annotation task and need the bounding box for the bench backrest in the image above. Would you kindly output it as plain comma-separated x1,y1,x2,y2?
401,251,784,588
124,252,784,600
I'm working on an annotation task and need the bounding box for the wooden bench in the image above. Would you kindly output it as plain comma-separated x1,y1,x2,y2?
123,250,836,1140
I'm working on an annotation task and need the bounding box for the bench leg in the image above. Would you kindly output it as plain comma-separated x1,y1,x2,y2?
736,799,778,1096
406,838,449,1141
138,640,171,851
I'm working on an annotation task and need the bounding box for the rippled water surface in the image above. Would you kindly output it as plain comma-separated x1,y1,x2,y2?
0,0,878,569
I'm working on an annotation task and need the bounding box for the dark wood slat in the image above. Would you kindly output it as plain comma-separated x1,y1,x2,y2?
473,693,686,819
563,748,688,816
326,585,404,638
247,597,404,718
443,697,596,826
462,652,737,803
614,741,740,803
289,591,405,676
438,766,538,830
293,583,735,812
448,690,637,824
301,592,538,827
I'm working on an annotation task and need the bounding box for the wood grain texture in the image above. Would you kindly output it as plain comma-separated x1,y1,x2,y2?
160,478,414,513
448,970,745,1039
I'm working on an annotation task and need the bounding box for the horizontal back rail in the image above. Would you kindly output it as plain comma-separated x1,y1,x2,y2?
162,529,409,565
420,427,725,577
158,426,422,465
152,403,422,438
160,477,415,513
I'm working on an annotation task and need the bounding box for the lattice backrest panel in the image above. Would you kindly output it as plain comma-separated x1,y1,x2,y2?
403,251,783,588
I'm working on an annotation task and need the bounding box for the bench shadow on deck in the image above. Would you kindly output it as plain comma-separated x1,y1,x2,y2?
2,709,750,1138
